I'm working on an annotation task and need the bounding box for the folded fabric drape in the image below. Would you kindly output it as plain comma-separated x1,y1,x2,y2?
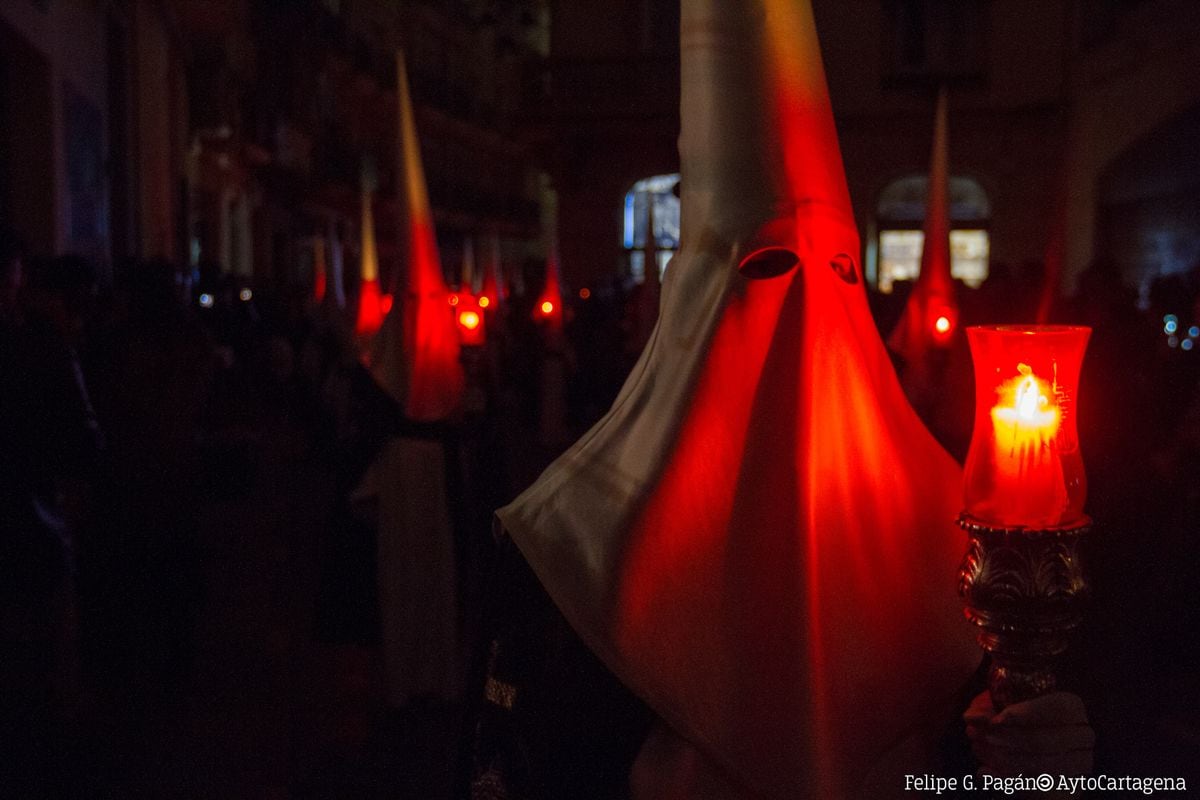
498,1,979,796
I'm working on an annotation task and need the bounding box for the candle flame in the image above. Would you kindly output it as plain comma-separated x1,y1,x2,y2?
459,310,480,331
992,362,1061,467
1013,366,1047,423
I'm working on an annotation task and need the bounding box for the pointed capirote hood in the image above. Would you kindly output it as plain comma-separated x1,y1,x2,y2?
888,88,958,359
479,233,503,311
327,219,347,310
461,237,477,293
497,2,977,797
370,51,464,422
355,188,384,336
313,235,328,303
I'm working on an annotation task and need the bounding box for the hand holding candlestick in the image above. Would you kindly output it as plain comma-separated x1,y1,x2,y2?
958,326,1091,709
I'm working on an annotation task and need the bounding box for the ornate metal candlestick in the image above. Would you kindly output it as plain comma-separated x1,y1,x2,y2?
957,514,1089,708
959,326,1091,709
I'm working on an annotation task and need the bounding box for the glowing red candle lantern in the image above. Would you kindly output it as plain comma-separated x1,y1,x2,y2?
963,325,1091,528
459,309,481,330
455,296,486,346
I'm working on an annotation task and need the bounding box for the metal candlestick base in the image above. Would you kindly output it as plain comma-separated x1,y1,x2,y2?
957,513,1090,709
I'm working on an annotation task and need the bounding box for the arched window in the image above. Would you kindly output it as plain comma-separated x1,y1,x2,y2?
874,174,991,293
623,173,681,283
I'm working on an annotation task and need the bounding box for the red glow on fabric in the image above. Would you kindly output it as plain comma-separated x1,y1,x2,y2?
499,3,981,797
889,89,959,364
313,238,328,302
370,52,464,422
379,293,394,316
396,195,464,422
607,4,976,796
356,189,384,338
963,326,1090,527
355,278,384,336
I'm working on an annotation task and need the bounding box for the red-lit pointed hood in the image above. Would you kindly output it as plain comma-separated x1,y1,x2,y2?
313,236,328,303
355,189,384,337
497,2,977,797
889,88,958,358
370,51,464,422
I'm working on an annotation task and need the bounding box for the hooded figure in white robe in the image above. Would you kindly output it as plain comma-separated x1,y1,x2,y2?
357,51,465,709
495,0,980,796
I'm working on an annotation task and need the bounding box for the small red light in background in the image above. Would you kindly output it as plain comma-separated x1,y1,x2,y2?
579,288,591,300
380,293,394,315
930,307,957,343
540,300,555,316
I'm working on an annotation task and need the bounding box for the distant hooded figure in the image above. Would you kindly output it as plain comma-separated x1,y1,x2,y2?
887,87,959,376
357,50,466,710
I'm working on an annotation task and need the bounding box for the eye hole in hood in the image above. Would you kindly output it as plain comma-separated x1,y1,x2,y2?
830,252,858,284
738,246,800,279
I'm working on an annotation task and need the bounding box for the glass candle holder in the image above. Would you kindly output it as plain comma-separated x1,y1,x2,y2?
963,325,1091,528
